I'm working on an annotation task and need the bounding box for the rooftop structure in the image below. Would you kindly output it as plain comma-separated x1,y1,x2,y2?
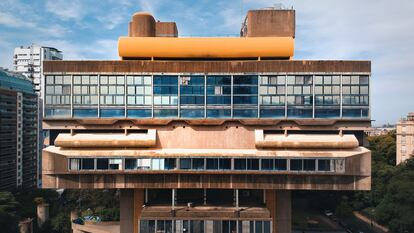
42,8,371,233
0,68,38,191
396,113,414,164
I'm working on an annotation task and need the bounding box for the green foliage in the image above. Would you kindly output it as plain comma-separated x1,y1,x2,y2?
335,196,353,218
375,158,414,232
50,212,71,233
0,192,20,233
97,207,120,221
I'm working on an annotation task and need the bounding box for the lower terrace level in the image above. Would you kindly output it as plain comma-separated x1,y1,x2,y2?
119,189,291,233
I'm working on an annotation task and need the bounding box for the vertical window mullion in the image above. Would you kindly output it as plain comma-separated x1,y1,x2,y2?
70,75,73,117
231,74,234,118
312,74,315,118
98,74,101,117
340,74,343,118
284,74,288,118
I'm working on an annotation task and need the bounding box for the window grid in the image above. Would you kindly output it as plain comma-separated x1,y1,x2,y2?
44,74,370,119
99,75,125,106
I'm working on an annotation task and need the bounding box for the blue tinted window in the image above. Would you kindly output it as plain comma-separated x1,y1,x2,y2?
207,109,231,118
207,76,231,85
153,76,178,85
315,108,340,118
287,108,312,118
181,96,204,105
180,109,204,118
233,96,257,104
127,109,152,118
233,109,258,118
45,108,71,117
100,109,125,118
73,109,98,118
233,75,258,85
260,109,285,118
207,96,231,105
180,158,191,169
207,76,231,107
342,108,369,118
153,109,178,118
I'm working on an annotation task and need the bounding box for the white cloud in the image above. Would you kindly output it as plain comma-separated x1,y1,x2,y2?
45,0,84,21
0,11,25,27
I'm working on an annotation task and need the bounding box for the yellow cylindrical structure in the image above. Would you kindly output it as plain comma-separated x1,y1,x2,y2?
118,36,294,59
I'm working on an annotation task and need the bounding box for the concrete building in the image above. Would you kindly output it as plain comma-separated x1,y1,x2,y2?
0,68,38,191
13,44,62,97
396,113,414,164
42,8,371,233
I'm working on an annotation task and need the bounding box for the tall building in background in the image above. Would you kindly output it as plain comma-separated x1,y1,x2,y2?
0,68,38,191
42,8,371,233
396,113,414,164
13,44,62,97
13,44,62,188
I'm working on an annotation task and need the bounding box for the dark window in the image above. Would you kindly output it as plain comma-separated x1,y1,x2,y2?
206,158,219,170
255,221,263,233
180,158,191,170
303,159,316,171
165,158,176,170
261,159,274,170
235,159,247,170
318,159,331,171
96,158,109,170
275,159,287,170
125,159,137,170
191,220,204,233
81,158,94,170
219,158,231,170
192,158,204,170
290,159,303,171
247,159,259,170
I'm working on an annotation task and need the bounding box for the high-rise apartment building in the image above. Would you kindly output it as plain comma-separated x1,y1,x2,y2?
13,44,62,97
396,113,414,164
42,8,371,233
0,68,38,191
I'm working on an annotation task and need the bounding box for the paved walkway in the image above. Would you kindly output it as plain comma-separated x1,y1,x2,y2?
353,211,389,233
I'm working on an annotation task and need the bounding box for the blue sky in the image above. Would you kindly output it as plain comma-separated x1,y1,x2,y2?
1,0,413,125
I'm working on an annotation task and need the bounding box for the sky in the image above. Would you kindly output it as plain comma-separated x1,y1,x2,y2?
0,0,413,125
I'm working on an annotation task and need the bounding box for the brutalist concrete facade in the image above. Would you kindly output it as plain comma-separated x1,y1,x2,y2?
42,8,371,233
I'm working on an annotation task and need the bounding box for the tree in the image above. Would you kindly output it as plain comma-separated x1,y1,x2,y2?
0,192,20,233
375,158,414,232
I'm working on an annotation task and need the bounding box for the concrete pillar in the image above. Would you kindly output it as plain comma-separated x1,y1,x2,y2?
120,189,134,233
37,203,49,228
120,189,145,233
19,218,33,233
266,190,291,233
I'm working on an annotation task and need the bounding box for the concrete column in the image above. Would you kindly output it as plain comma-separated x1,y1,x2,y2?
120,189,134,233
37,203,49,228
134,189,145,233
265,190,291,233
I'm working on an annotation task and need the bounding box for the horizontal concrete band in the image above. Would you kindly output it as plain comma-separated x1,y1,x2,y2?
44,146,369,157
55,130,156,148
255,131,359,149
43,60,371,73
141,206,271,220
118,37,294,58
43,173,370,190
